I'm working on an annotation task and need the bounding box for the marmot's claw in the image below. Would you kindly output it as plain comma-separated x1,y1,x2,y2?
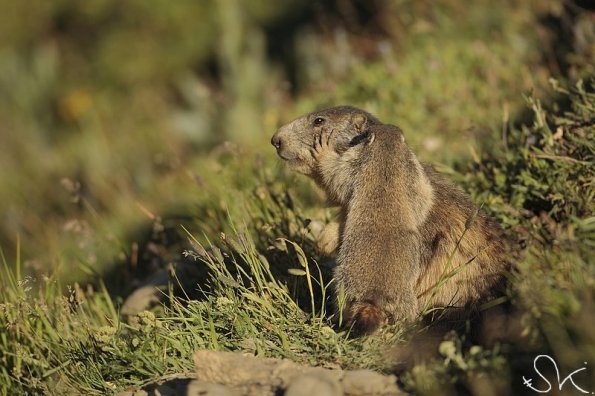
325,128,335,146
310,135,321,158
311,130,332,158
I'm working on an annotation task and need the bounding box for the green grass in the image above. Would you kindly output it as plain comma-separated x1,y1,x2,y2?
0,0,593,394
0,187,400,394
403,78,595,394
1,78,593,395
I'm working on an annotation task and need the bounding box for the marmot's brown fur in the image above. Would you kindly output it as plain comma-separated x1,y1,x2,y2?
271,106,511,335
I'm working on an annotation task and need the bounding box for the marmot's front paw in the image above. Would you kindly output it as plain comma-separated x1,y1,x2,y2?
316,222,340,255
310,128,336,161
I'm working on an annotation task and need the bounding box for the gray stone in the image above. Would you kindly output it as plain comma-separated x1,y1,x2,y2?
285,373,342,396
342,369,400,395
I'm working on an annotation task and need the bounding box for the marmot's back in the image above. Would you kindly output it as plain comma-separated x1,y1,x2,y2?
416,166,510,311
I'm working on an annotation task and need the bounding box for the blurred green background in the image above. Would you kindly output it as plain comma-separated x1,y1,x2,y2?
0,0,592,285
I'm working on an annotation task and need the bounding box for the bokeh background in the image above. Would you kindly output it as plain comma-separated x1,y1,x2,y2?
0,0,592,285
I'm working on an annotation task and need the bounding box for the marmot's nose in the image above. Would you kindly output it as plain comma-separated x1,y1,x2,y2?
271,134,282,150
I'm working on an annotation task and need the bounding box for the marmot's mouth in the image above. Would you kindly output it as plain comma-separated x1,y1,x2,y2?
276,151,312,174
278,152,296,161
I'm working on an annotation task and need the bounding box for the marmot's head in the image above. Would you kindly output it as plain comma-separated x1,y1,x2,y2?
271,106,380,175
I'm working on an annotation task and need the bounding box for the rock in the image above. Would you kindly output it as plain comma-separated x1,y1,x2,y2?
193,350,403,395
342,369,400,395
285,372,342,396
121,284,163,316
187,380,238,396
121,261,206,316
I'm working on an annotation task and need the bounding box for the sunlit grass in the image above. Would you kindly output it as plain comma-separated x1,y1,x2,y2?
1,78,593,394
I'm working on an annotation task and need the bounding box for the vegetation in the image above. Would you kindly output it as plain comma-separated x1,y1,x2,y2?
0,0,593,394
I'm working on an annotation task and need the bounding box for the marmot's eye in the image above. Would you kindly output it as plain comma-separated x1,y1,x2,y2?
313,117,325,126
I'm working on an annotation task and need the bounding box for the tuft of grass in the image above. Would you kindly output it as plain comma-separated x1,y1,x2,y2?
0,176,402,394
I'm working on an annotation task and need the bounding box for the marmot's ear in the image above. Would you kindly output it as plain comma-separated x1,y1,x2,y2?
349,130,375,146
351,113,367,132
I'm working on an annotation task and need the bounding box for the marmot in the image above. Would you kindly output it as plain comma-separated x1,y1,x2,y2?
271,106,511,335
